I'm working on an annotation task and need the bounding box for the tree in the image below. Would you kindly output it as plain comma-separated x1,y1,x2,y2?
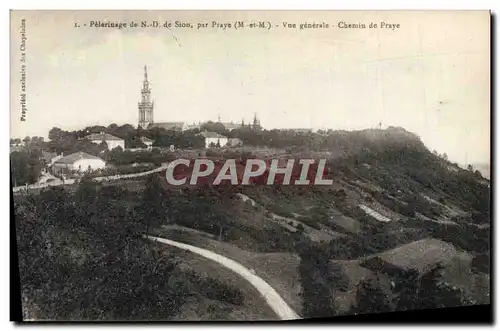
139,176,168,235
200,121,228,136
48,127,64,141
413,264,463,309
23,136,31,146
28,136,45,150
97,141,108,153
299,243,337,318
349,278,392,315
334,189,347,202
395,265,464,312
467,164,474,172
329,263,350,292
107,123,119,131
10,150,44,186
75,176,100,204
394,270,420,311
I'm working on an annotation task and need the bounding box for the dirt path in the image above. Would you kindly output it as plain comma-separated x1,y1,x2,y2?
145,235,301,321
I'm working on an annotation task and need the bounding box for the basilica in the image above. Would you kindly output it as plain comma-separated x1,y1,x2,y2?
137,65,260,132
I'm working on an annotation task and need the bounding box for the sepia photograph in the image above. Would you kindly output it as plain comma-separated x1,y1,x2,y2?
9,9,491,322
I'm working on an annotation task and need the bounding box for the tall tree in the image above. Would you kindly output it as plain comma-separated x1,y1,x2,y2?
413,264,464,309
23,136,31,146
10,150,44,186
349,278,392,315
48,127,64,141
139,176,168,235
299,243,337,318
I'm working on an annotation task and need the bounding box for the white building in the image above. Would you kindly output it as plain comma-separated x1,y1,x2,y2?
84,132,125,150
197,131,229,148
52,151,106,173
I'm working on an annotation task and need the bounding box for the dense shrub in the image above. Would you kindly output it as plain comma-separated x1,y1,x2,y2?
349,279,392,315
298,243,338,318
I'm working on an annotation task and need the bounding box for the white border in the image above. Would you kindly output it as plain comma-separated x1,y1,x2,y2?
2,1,497,330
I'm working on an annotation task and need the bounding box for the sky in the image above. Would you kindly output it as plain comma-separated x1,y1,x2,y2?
10,10,490,165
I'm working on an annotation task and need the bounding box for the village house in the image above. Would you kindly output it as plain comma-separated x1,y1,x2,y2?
84,132,125,150
52,151,106,174
197,131,229,148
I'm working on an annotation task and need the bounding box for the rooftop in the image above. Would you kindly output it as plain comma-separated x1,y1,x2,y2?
54,151,105,165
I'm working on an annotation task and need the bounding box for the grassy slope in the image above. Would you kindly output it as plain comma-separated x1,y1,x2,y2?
153,227,304,315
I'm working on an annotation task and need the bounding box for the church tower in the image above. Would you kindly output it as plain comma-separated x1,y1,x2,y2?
138,65,154,129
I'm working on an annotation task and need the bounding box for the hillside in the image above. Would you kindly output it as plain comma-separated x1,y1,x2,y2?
13,127,490,320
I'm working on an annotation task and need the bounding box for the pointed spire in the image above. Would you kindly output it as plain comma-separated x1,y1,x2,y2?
252,113,261,130
144,65,148,81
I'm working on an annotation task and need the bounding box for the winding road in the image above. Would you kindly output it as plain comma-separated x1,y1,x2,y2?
144,235,301,321
15,164,301,320
12,164,170,193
